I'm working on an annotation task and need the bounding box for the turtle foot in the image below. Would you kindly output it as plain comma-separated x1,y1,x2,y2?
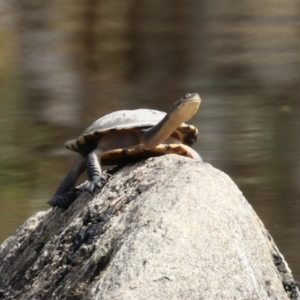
48,188,81,209
85,173,111,195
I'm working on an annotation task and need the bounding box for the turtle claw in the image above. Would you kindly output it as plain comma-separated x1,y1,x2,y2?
84,180,98,195
48,188,81,209
85,173,111,195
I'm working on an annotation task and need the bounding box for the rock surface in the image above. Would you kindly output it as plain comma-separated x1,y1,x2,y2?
0,155,299,300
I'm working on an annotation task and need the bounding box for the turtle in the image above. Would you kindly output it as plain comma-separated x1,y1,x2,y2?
48,93,202,209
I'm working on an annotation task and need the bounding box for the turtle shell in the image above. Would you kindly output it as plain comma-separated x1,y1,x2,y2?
65,109,198,155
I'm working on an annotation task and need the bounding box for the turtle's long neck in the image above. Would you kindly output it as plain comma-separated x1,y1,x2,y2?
140,113,184,149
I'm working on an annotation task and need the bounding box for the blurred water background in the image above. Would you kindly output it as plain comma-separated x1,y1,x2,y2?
0,1,300,280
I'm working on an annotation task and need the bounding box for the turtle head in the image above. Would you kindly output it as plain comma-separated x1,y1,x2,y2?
169,93,201,122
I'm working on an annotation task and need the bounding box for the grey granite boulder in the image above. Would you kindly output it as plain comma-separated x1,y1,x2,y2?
0,155,298,300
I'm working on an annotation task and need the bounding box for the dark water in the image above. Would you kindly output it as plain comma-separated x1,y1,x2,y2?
0,0,300,281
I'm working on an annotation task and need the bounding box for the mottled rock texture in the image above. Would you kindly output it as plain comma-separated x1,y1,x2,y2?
0,155,298,300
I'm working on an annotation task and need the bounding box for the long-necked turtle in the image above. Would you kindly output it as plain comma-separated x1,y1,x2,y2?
49,93,201,209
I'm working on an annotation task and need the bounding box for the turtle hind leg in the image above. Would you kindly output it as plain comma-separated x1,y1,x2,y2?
48,188,81,209
48,157,86,209
85,149,108,194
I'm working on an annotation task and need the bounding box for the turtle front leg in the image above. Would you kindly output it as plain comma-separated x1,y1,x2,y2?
85,149,109,194
48,157,86,209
